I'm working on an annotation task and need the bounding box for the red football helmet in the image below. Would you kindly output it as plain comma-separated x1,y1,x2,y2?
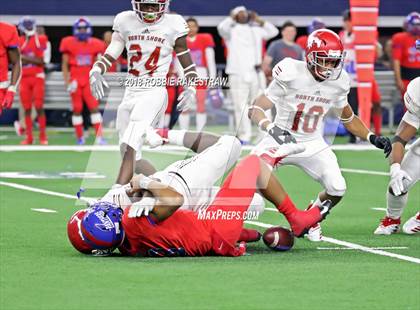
132,0,169,24
67,209,94,254
305,29,345,81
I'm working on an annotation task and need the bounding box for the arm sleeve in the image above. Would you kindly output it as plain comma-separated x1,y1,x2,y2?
261,21,279,40
44,41,52,64
205,47,217,79
217,17,235,39
105,32,125,60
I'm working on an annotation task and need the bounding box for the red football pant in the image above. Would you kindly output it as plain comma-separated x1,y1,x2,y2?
207,155,261,256
196,85,207,113
20,76,45,110
70,78,99,114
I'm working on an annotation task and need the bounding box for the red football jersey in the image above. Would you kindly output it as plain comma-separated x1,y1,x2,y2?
121,210,213,257
0,22,19,83
59,36,105,78
296,35,308,50
187,33,215,68
19,35,48,77
392,32,420,69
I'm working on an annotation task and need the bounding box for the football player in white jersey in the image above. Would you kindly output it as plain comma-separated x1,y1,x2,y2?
89,0,199,187
248,29,392,241
374,72,420,235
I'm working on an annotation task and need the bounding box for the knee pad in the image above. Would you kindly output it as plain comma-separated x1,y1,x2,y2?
324,174,347,197
72,115,83,126
121,121,148,152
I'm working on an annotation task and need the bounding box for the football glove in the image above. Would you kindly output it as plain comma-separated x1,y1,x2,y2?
128,197,156,218
177,86,197,112
389,163,412,196
89,68,109,100
368,134,392,158
145,127,167,148
66,80,78,94
266,123,296,145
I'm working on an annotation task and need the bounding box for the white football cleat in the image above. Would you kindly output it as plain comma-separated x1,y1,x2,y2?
306,223,323,242
374,216,401,235
402,212,420,234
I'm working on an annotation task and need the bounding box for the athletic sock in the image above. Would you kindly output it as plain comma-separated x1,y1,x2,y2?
276,195,298,217
90,113,103,137
168,129,186,146
72,115,84,139
196,113,207,132
386,191,408,219
178,113,190,130
372,113,382,136
38,114,47,140
24,115,33,141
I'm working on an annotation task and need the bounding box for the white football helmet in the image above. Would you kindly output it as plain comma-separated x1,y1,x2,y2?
131,0,170,24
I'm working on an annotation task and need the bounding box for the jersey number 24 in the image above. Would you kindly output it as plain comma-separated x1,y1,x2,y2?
129,44,161,76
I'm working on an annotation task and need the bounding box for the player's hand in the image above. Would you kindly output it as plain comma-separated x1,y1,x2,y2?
146,127,167,148
128,197,156,218
89,68,109,100
368,134,392,158
130,174,154,191
266,123,296,145
389,163,412,196
1,88,16,110
66,80,78,94
177,86,197,112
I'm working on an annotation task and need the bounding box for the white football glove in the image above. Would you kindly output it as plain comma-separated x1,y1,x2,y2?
101,184,132,210
128,197,156,218
177,86,197,112
145,127,167,148
389,163,412,196
66,80,78,94
89,67,109,100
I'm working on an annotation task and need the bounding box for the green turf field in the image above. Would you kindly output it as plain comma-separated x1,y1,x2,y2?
0,129,419,310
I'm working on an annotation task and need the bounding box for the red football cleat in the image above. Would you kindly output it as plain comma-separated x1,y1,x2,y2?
156,128,169,139
20,138,33,145
39,138,48,145
238,228,262,243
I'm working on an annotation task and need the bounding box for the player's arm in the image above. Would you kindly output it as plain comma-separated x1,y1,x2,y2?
130,174,184,222
1,47,21,110
217,16,235,39
391,37,405,93
174,35,199,112
340,104,392,157
21,54,44,65
89,32,125,99
61,53,71,88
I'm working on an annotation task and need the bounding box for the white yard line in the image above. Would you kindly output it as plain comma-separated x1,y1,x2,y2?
245,220,420,265
31,208,58,213
372,208,387,212
2,180,419,264
340,168,389,176
317,246,408,250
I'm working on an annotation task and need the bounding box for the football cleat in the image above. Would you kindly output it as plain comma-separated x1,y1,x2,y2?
238,228,262,243
146,127,167,148
14,121,24,136
402,212,420,234
306,223,323,242
20,138,33,145
374,216,401,235
39,138,48,145
76,137,85,145
96,137,107,145
255,144,306,168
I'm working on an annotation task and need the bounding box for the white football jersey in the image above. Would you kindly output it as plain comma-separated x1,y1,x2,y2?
113,11,188,83
265,57,350,142
403,77,420,129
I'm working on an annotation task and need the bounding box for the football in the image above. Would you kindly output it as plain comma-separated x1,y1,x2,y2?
262,226,294,251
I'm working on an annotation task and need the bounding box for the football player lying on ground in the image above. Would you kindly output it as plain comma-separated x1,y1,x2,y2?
102,130,267,243
248,29,392,241
374,74,420,235
68,141,333,257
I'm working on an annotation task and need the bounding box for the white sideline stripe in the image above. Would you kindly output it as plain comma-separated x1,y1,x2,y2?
372,208,387,211
3,181,419,264
31,208,58,213
317,246,408,250
245,221,420,264
340,168,389,176
0,181,97,204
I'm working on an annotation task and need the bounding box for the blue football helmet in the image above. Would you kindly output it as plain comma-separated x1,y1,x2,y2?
81,202,125,250
207,88,224,109
73,17,93,41
405,12,420,36
18,16,37,36
308,18,325,35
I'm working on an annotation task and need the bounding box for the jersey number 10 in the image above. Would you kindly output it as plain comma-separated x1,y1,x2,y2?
292,103,324,133
129,44,161,77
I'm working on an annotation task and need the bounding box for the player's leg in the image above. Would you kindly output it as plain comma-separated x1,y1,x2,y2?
82,83,104,143
376,138,420,235
157,128,221,153
164,86,176,128
19,77,34,145
34,76,47,144
196,85,207,132
229,75,252,144
371,79,382,136
70,80,85,144
347,87,358,143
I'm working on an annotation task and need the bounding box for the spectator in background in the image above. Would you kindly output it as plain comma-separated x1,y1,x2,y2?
262,21,303,82
392,12,420,97
103,31,127,73
60,17,105,145
218,6,278,144
296,18,326,50
178,17,217,132
340,9,383,141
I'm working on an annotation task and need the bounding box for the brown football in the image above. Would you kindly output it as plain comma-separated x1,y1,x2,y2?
263,226,294,251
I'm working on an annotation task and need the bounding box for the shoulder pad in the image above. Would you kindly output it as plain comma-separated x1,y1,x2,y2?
336,70,351,92
405,77,420,116
113,11,135,30
272,58,301,83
